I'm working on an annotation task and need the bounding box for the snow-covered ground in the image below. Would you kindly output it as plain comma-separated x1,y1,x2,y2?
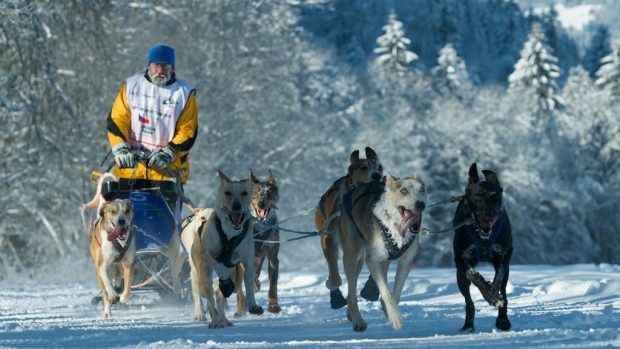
1,264,619,348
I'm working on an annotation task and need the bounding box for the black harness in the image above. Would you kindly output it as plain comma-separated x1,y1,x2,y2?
210,215,251,268
379,225,416,260
464,210,506,264
112,227,134,262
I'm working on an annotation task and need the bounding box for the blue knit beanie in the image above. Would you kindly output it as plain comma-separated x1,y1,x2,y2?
147,45,175,67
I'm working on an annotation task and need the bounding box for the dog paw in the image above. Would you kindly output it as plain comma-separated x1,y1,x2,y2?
496,316,511,331
248,305,264,315
268,304,281,313
234,310,245,318
330,289,347,309
352,319,367,332
109,295,120,305
360,276,379,301
388,312,403,331
460,324,475,333
193,312,206,321
219,278,234,298
119,294,130,304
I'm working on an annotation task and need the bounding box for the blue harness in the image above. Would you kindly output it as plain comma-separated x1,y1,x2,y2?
465,212,505,264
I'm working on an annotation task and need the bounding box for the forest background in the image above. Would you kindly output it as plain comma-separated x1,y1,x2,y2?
1,0,619,279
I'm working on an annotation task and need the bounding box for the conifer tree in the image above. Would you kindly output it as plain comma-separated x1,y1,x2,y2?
508,23,563,113
431,43,469,96
583,25,612,79
595,41,620,100
374,12,418,71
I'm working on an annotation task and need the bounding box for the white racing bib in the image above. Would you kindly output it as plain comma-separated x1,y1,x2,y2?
125,74,193,153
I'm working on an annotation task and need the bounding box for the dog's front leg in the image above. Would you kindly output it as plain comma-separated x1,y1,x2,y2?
242,254,264,315
493,247,513,331
265,245,281,313
119,255,134,303
234,263,246,317
99,259,120,305
366,257,402,331
212,263,232,327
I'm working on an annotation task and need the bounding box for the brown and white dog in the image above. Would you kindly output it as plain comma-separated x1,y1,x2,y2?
336,174,426,332
234,169,281,315
180,170,263,328
88,197,135,318
316,147,384,308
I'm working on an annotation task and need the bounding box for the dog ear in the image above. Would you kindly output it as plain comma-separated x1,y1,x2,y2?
365,147,378,160
98,202,108,218
482,170,500,185
217,169,231,184
249,169,259,185
267,169,276,185
349,150,360,163
468,163,480,184
385,174,397,188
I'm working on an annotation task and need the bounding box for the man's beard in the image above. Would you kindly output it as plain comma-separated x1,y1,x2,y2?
148,71,172,86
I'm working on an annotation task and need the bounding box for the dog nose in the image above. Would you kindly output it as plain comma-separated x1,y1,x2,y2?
415,201,425,211
117,217,126,226
258,200,266,209
371,173,381,181
232,201,241,211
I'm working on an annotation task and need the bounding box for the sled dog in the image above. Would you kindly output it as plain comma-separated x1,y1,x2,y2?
234,169,281,315
316,147,384,309
453,163,513,332
180,170,263,328
86,174,136,318
336,174,426,331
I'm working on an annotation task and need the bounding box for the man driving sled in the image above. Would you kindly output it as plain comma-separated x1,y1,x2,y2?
106,44,198,216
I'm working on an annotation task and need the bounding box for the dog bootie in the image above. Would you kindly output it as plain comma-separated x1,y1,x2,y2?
219,278,235,298
330,288,347,309
360,275,379,301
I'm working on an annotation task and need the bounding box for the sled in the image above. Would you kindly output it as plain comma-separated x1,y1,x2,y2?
85,170,190,304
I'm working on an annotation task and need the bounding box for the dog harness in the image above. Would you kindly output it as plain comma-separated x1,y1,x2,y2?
465,211,505,264
113,227,135,262
212,215,251,268
379,225,417,260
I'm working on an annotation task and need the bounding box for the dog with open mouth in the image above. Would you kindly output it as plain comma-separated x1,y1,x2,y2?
88,198,135,318
453,163,513,332
180,169,263,328
335,173,426,332
234,169,281,315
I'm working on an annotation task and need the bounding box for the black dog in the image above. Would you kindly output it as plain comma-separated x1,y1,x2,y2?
453,163,513,332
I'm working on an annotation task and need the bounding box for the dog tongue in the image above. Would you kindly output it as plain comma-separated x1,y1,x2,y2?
398,210,421,238
480,215,499,230
257,208,268,220
108,226,127,241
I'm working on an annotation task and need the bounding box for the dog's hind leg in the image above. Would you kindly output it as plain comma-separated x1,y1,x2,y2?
234,263,246,317
252,254,265,292
456,266,475,332
343,251,366,332
493,248,512,331
321,234,346,309
265,245,281,313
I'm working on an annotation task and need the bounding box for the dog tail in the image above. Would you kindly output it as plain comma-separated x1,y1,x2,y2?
80,173,118,237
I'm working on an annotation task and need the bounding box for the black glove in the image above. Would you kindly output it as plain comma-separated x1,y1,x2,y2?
148,146,175,168
112,143,135,169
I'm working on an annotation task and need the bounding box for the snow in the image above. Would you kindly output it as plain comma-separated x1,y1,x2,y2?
549,4,602,32
1,264,619,348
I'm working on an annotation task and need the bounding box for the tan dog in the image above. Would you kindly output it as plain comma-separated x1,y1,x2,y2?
89,199,135,318
315,147,384,308
234,169,281,315
180,170,263,328
336,174,426,332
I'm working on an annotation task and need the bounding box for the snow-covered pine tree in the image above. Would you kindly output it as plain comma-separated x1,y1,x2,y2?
595,41,620,100
583,25,612,80
374,12,418,71
431,43,470,97
508,23,563,115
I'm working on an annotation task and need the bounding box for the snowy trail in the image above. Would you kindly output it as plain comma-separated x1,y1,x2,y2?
1,264,619,348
